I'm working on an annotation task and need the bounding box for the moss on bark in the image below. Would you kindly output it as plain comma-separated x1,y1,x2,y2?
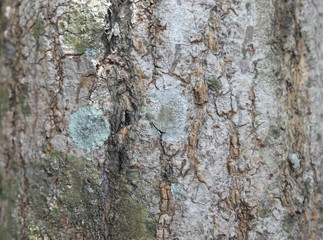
0,169,19,240
27,151,105,239
107,169,157,240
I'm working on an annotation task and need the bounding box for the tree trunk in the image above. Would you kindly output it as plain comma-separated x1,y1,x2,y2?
0,0,322,239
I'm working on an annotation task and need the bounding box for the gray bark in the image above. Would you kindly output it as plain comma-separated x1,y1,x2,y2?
0,0,323,239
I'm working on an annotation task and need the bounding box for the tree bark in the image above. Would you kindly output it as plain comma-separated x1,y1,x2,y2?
0,0,323,239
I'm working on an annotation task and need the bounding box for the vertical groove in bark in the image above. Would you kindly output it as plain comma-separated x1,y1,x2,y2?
101,1,159,239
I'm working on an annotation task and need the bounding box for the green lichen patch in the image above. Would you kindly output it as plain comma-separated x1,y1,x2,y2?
0,89,9,123
27,221,54,240
268,125,280,139
0,1,5,48
32,19,45,39
301,179,312,199
283,213,296,233
316,201,323,225
27,151,105,238
0,169,19,239
108,169,157,239
317,181,323,194
69,107,110,153
206,76,222,92
59,1,108,55
18,83,31,116
258,207,271,218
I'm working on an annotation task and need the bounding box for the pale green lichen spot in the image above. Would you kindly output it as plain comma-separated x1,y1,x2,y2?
150,88,187,143
32,19,45,39
289,153,300,169
171,183,181,199
68,107,110,153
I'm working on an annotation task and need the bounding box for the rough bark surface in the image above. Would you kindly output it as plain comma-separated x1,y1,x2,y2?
0,0,323,239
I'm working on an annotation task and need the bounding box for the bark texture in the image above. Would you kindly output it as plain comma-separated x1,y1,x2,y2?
0,0,323,239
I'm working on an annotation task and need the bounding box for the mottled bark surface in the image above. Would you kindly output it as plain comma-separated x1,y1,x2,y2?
0,0,323,239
